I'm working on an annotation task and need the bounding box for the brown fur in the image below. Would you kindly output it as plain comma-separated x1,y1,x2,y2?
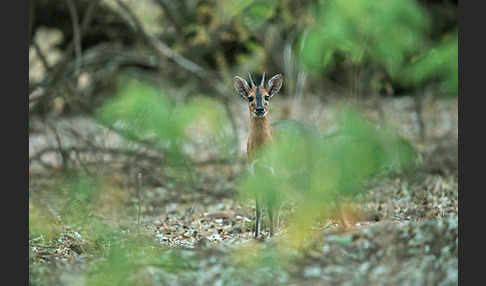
247,115,274,163
240,83,275,163
236,74,374,236
234,74,283,237
246,86,270,118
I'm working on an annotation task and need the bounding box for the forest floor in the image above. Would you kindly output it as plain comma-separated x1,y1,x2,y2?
29,94,458,285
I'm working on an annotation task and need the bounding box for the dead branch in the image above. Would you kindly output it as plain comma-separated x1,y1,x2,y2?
113,0,236,103
66,0,83,76
29,0,100,113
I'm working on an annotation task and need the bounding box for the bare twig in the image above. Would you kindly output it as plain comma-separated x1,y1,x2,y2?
189,202,196,213
116,0,204,76
46,122,70,171
276,203,284,234
437,176,445,219
284,42,307,119
113,0,236,103
32,41,53,74
137,172,143,227
72,147,94,177
29,1,35,42
30,43,158,108
29,244,58,249
29,146,166,170
29,0,99,112
413,92,426,142
30,41,78,113
66,0,83,76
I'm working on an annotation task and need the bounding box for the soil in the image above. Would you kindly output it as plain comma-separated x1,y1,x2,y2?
29,94,458,285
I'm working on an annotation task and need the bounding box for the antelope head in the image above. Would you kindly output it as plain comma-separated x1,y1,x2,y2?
234,73,283,118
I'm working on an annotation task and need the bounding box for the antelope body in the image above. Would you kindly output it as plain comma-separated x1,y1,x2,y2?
234,73,319,237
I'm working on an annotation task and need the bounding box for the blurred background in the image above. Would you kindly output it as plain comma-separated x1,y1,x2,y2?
29,0,458,285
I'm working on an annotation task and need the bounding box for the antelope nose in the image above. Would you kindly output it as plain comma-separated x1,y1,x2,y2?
256,107,264,112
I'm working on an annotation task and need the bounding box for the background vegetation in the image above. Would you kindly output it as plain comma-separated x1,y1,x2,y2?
29,0,458,285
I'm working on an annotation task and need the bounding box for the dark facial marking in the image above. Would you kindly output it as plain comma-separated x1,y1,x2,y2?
255,88,263,109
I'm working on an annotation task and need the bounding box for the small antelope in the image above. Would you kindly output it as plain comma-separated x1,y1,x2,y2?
234,72,319,237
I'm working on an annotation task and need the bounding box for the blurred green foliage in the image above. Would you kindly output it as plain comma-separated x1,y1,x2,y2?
29,80,418,285
238,107,415,244
218,0,279,31
299,0,430,75
30,0,457,284
97,78,230,167
29,171,195,285
29,199,59,241
405,29,458,95
231,240,291,284
192,0,457,96
87,238,192,286
30,174,116,246
29,0,457,117
297,0,457,96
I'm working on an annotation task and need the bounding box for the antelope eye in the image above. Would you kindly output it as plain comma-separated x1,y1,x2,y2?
264,96,269,101
248,97,254,102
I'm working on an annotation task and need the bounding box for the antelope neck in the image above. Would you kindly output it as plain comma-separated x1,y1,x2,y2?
250,114,272,136
248,115,273,161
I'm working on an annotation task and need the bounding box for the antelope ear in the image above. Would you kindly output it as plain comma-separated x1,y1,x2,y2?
267,74,282,97
234,76,250,99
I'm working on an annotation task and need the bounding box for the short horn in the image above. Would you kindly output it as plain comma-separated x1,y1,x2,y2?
248,73,255,87
260,71,265,86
